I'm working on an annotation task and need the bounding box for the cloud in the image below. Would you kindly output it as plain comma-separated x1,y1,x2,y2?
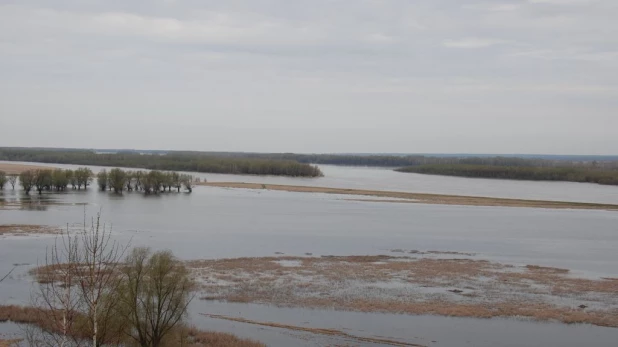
443,37,508,48
463,3,521,12
0,1,617,153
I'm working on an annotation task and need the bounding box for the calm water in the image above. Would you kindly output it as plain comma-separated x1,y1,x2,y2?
4,160,618,203
1,163,617,346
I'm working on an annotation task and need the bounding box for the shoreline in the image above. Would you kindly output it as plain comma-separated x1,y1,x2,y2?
200,182,618,211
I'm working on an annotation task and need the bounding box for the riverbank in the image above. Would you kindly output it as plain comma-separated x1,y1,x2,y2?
201,182,618,211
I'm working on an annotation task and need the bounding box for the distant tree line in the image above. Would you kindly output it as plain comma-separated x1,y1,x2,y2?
396,164,618,186
0,148,323,177
97,168,196,194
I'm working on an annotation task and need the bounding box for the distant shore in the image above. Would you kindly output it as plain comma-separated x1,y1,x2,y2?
201,182,618,211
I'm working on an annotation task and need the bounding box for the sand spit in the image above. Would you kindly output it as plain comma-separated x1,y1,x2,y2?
201,182,618,211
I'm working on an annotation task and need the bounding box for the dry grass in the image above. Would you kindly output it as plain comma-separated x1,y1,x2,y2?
0,163,57,175
0,305,265,347
0,340,21,347
189,255,618,327
202,314,424,347
184,326,266,347
201,182,618,211
0,224,61,236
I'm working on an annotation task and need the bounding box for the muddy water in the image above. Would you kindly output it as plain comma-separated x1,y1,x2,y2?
1,166,618,346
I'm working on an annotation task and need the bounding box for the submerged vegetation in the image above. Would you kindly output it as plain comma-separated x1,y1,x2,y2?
396,164,618,186
6,167,196,195
0,148,323,177
97,168,196,194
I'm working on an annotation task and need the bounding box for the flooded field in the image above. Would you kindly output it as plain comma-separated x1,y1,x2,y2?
1,163,617,346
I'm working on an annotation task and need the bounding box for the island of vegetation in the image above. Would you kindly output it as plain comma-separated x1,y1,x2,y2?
396,163,618,186
0,167,196,195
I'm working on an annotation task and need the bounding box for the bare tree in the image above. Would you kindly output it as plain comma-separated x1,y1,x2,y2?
8,174,18,190
119,248,194,347
31,227,82,347
77,213,128,347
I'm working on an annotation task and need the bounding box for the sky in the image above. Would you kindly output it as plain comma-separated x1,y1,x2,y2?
0,0,617,154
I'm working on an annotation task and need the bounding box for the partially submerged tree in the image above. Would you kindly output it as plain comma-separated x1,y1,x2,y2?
108,168,126,194
8,174,18,190
171,172,182,193
0,170,7,189
119,248,194,347
97,170,108,191
181,174,194,193
34,169,53,194
74,168,93,190
19,170,35,194
52,169,71,191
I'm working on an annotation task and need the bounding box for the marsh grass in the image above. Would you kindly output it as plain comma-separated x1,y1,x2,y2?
0,305,265,347
189,255,618,327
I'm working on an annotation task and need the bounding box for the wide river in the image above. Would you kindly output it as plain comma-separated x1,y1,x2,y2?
0,162,617,346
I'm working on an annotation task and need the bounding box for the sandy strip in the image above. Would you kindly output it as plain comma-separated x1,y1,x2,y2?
0,163,59,175
201,182,618,211
202,314,425,347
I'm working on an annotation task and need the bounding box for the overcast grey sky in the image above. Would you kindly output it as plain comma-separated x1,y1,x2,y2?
1,0,617,154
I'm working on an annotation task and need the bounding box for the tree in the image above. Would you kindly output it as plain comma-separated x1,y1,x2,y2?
30,214,128,347
75,168,94,190
134,171,144,191
8,174,18,190
77,214,127,347
171,172,182,192
125,171,134,191
34,169,53,194
20,170,35,194
97,170,108,191
0,170,7,189
180,174,194,193
119,248,194,347
68,170,78,189
52,169,70,191
108,168,126,194
31,228,82,347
